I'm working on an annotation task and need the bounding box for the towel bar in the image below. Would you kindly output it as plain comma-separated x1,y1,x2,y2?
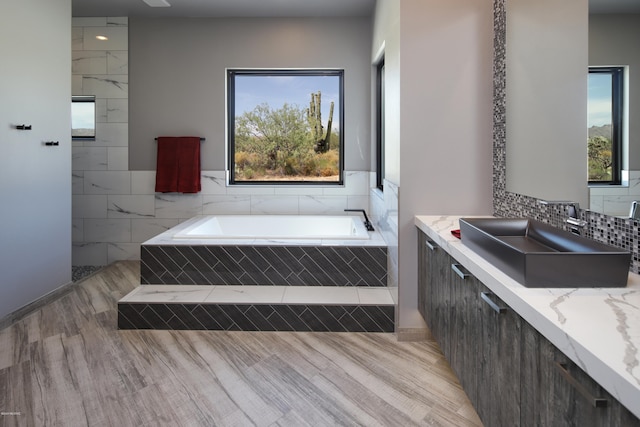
155,137,205,142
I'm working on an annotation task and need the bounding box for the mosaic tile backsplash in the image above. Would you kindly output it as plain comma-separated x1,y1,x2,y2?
491,0,639,274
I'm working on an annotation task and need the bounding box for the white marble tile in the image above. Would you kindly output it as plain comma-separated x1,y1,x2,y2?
107,51,128,74
106,98,128,123
82,75,128,98
205,286,286,304
72,17,107,27
250,195,299,214
107,147,128,170
83,27,128,51
274,186,324,196
155,194,203,218
72,242,108,266
107,242,140,262
95,98,108,123
346,195,369,211
357,287,394,305
121,285,214,303
603,196,637,217
131,171,156,194
200,171,228,195
203,195,251,215
344,171,372,196
282,286,359,305
226,185,275,195
131,218,181,242
72,171,84,195
71,75,83,95
108,195,155,218
94,123,128,147
589,195,604,213
84,219,131,242
72,27,84,50
73,147,107,171
298,196,347,215
84,171,131,194
73,195,108,218
72,218,84,242
72,51,107,75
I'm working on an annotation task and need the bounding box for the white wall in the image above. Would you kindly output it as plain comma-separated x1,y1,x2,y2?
397,0,494,331
0,0,72,319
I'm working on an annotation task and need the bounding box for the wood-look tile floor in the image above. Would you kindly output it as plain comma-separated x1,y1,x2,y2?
0,261,482,427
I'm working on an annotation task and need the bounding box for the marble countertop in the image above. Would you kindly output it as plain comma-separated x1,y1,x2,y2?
415,215,640,418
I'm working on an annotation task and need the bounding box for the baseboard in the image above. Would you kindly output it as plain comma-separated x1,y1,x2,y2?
396,327,432,342
0,279,76,330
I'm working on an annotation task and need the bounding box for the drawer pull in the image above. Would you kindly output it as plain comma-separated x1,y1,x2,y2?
451,263,469,280
554,362,608,408
425,240,437,251
480,292,507,314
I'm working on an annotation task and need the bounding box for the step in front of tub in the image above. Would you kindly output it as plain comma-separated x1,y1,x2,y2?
117,285,394,332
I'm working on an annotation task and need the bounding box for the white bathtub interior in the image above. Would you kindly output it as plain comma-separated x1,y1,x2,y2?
172,215,371,240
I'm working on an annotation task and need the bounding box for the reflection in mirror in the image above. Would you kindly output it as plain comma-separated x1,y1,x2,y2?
505,0,588,207
588,11,640,216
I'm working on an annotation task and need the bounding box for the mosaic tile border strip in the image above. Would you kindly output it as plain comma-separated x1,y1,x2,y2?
118,302,394,332
491,0,640,274
141,245,388,287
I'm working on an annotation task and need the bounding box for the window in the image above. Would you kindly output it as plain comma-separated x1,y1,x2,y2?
227,69,343,185
588,67,623,185
375,58,385,190
71,95,96,139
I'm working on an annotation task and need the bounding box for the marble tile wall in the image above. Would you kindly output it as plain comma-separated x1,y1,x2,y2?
590,171,640,217
72,17,372,266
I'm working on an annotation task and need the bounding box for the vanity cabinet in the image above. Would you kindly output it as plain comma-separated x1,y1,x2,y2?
520,321,640,427
476,288,522,427
418,234,452,356
416,229,640,427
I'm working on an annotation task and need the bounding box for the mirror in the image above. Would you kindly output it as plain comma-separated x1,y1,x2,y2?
505,0,640,216
505,0,589,207
588,10,640,217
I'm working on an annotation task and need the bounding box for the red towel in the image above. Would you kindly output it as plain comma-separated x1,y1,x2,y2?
154,136,201,193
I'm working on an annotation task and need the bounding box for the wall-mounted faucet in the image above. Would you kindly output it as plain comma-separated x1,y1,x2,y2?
538,200,587,235
344,209,375,231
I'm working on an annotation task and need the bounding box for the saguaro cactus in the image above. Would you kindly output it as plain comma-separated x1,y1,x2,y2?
307,92,334,153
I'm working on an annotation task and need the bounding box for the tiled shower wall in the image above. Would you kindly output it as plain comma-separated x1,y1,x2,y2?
71,17,371,266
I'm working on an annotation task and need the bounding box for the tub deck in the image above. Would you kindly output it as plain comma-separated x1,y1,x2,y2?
119,215,394,332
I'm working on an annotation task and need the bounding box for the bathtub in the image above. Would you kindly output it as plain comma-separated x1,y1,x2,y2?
173,215,370,240
141,214,387,286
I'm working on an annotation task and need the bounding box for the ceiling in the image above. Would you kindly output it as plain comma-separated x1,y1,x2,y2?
71,0,640,18
71,0,376,18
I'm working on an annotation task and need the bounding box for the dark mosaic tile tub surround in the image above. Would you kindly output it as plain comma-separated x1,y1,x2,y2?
141,245,388,287
491,0,639,273
118,302,394,333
